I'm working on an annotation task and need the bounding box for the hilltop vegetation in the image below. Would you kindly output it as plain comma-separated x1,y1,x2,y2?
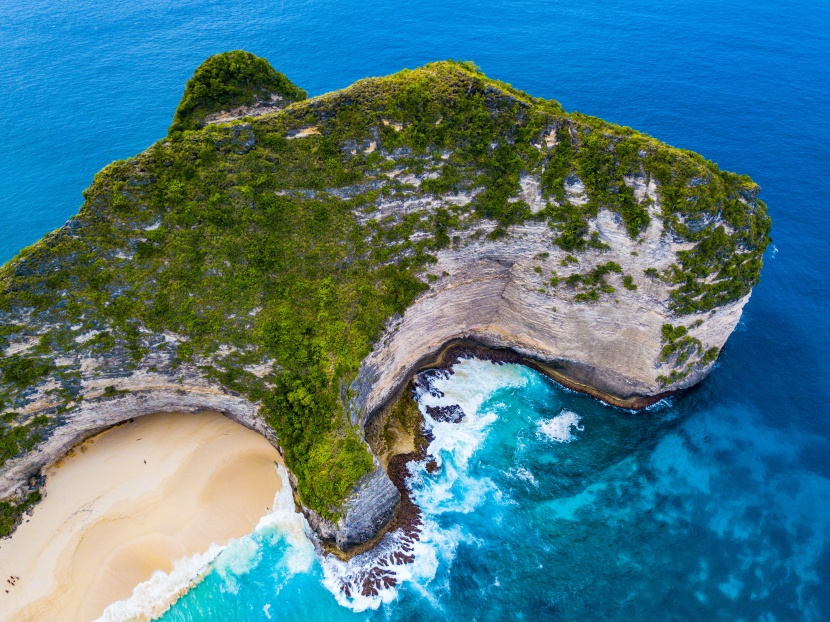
169,50,307,133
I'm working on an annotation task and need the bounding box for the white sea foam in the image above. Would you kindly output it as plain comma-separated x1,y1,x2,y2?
509,466,539,487
321,528,427,612
101,357,523,619
415,359,520,516
537,410,583,443
96,463,311,622
95,544,226,622
319,511,477,613
317,358,521,612
254,464,316,575
416,359,527,476
416,358,529,428
645,396,674,412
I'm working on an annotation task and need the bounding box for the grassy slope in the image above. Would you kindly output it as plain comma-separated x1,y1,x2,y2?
0,57,770,528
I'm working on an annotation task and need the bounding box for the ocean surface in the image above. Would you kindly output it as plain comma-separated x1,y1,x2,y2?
2,0,829,620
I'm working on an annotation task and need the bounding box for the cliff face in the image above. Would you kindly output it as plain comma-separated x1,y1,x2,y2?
353,214,749,421
0,53,770,548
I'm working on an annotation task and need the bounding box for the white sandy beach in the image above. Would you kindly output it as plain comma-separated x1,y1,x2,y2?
0,411,283,622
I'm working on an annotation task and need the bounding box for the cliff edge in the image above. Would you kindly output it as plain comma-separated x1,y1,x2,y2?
0,52,771,549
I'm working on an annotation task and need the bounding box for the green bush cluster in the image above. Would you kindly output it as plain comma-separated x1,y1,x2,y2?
169,51,307,134
0,414,50,469
644,267,662,280
700,346,720,365
0,355,54,388
657,369,691,388
666,215,770,314
564,261,640,303
0,490,41,537
660,323,702,363
538,112,770,312
546,200,591,252
656,323,720,387
661,323,688,342
540,125,576,204
642,154,771,314
540,120,651,249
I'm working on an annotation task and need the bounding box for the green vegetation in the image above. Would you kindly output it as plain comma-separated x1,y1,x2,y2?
661,323,689,342
169,51,307,134
540,126,575,204
644,267,662,280
0,490,41,537
0,54,770,523
562,261,642,303
536,115,769,313
657,323,720,387
0,414,51,469
546,199,590,251
657,369,692,387
660,323,701,363
665,213,771,314
539,120,651,249
700,346,720,365
0,355,54,388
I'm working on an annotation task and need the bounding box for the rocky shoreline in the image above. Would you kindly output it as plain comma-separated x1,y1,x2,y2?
321,339,683,562
325,366,458,597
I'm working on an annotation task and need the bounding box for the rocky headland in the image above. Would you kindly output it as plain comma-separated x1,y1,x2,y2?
0,51,771,553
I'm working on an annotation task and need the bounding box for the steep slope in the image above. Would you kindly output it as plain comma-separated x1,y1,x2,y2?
0,53,771,550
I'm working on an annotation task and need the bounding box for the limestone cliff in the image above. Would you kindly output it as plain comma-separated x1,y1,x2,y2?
0,53,771,548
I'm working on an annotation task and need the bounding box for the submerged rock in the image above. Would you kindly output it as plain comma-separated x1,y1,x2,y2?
426,404,465,423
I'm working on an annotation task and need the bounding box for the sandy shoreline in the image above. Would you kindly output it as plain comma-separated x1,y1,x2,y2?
0,411,283,622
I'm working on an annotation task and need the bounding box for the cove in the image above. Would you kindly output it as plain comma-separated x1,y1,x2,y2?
154,357,828,620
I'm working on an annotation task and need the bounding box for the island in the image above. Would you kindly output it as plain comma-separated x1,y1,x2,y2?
0,51,771,554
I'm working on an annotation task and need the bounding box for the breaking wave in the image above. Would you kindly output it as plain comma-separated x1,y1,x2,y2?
537,410,583,443
317,358,526,611
96,464,312,621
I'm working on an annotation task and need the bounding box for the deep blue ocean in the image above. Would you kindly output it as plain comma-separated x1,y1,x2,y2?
2,0,829,620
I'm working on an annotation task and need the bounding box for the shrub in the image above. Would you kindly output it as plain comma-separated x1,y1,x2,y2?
169,51,307,134
0,355,53,388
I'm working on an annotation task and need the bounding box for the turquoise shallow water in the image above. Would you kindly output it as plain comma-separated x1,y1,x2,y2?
150,359,830,621
2,0,830,619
